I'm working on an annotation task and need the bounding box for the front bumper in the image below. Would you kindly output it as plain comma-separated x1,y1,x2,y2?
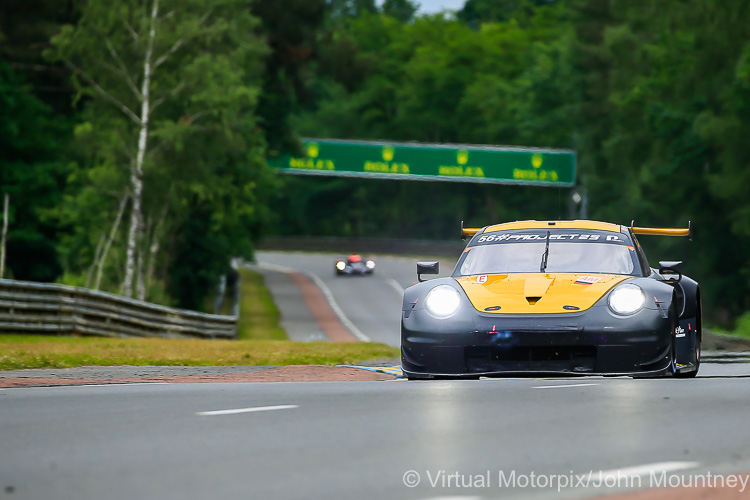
401,305,672,378
336,264,373,275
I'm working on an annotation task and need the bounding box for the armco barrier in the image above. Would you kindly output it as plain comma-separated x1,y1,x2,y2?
0,279,236,339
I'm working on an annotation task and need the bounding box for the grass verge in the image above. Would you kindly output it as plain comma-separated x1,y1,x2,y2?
0,266,400,370
0,335,399,370
236,268,287,340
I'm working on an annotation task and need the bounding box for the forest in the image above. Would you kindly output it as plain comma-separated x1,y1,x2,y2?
1,0,750,328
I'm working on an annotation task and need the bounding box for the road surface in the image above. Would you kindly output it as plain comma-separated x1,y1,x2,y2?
2,364,750,500
251,250,454,346
3,250,750,500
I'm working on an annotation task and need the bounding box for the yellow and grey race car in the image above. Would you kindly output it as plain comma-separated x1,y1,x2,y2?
401,220,701,379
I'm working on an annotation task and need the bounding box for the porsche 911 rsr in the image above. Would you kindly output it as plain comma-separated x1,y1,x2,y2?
401,220,701,379
335,254,375,276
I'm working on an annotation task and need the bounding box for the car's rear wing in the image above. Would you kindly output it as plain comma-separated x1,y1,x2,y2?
630,220,693,241
461,220,693,241
461,221,481,240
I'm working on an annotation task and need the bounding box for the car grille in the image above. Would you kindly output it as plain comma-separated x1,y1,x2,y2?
465,345,597,373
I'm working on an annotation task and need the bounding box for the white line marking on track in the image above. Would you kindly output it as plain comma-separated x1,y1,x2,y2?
420,496,482,500
308,272,371,342
533,383,599,389
255,261,296,274
594,461,700,480
386,278,405,296
197,405,298,416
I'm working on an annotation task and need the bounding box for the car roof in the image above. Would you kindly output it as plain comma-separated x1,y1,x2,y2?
483,220,624,234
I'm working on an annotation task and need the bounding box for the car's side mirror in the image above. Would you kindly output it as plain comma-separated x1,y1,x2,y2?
417,261,439,282
659,261,683,283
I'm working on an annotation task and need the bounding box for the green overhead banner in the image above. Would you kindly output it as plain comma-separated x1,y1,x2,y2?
268,139,576,187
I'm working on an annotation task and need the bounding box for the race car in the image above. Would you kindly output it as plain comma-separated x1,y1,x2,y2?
401,220,701,379
335,254,376,276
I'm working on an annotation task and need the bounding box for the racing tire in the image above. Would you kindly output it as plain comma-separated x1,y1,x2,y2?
673,336,700,379
662,303,678,377
668,340,678,377
673,298,701,378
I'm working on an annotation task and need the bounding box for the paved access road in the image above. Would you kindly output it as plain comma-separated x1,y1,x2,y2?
3,363,750,500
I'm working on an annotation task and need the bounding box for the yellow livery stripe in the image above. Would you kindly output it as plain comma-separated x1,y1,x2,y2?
456,273,630,314
484,220,622,233
632,227,690,237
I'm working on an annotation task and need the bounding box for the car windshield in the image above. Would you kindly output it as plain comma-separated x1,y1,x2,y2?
458,242,636,275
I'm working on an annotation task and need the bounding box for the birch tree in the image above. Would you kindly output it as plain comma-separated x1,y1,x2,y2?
48,0,268,299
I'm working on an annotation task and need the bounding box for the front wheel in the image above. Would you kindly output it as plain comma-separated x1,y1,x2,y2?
673,298,702,378
674,338,700,378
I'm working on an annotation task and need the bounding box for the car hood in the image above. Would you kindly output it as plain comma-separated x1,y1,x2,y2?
454,273,632,314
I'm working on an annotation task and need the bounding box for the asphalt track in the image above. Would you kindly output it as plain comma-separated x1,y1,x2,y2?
250,250,456,346
3,250,750,500
3,365,750,500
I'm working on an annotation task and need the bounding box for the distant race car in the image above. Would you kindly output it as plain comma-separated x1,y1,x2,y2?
401,220,701,379
335,254,376,276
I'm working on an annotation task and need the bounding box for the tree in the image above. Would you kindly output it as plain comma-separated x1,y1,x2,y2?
327,0,378,23
0,0,79,114
0,3,78,283
48,0,270,305
458,0,562,25
381,0,418,22
277,4,573,240
251,0,327,155
0,61,70,282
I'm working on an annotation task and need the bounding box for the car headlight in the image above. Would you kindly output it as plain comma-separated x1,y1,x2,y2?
365,259,375,269
608,283,646,315
424,285,461,318
336,261,346,271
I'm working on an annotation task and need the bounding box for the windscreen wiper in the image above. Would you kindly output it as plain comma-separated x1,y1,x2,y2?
539,230,551,273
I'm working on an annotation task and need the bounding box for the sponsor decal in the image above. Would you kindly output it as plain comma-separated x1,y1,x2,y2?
457,149,469,165
563,305,581,311
382,145,395,162
364,160,410,174
439,165,485,177
476,232,627,244
476,275,488,284
484,306,502,312
675,325,686,337
575,276,601,285
513,168,559,182
531,153,543,169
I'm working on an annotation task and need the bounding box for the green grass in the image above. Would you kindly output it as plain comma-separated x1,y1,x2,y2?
236,268,287,340
0,267,400,370
0,335,399,370
710,312,750,339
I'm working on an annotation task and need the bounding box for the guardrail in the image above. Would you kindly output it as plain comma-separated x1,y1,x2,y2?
0,279,237,339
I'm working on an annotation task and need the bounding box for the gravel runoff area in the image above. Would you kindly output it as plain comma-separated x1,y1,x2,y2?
0,364,399,388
